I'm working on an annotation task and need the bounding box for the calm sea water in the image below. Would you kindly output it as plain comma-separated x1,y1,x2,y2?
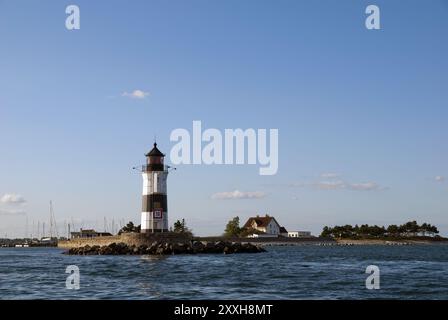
0,245,447,300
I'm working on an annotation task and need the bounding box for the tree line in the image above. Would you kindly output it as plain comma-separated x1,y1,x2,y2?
320,221,439,239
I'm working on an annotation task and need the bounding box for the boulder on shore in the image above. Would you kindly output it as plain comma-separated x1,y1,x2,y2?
64,241,265,256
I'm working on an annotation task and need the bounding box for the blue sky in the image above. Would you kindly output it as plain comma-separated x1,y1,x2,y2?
1,0,447,237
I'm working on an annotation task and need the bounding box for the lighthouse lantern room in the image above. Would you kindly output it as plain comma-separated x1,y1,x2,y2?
141,143,169,233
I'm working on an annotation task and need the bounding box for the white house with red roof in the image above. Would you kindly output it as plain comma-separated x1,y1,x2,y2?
242,214,311,238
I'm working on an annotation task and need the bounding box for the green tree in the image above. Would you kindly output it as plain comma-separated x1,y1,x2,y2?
118,221,140,235
173,219,184,233
224,217,242,237
428,224,439,236
173,219,193,236
387,224,399,236
403,221,419,236
321,226,331,237
419,223,429,236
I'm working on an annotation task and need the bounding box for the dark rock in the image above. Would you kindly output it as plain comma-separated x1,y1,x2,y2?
91,245,100,254
192,241,205,253
137,245,147,254
65,240,266,256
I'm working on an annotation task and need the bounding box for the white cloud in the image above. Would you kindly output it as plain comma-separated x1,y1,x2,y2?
0,209,26,216
211,190,267,200
0,194,26,205
347,182,380,191
122,89,149,99
320,173,341,179
435,176,445,182
315,180,346,190
313,181,382,191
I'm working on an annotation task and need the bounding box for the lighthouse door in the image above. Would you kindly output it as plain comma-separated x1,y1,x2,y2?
153,209,163,231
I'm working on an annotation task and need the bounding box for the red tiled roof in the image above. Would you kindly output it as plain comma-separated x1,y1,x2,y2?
243,216,281,229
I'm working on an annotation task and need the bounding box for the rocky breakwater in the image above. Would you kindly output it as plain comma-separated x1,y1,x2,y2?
64,240,266,255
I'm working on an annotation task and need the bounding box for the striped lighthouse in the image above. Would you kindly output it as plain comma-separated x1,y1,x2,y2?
141,143,169,233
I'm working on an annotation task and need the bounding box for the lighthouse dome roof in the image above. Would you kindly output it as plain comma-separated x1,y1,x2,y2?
146,143,165,157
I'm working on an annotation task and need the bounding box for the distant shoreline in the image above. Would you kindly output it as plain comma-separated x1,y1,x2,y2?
199,236,448,246
335,238,448,245
251,238,448,246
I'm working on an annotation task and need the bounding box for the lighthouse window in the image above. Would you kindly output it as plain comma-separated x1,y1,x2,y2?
151,156,163,164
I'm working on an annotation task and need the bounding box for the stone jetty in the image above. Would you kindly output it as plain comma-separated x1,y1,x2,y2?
64,240,266,255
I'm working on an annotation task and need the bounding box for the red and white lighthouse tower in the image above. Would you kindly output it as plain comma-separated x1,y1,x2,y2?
140,143,169,233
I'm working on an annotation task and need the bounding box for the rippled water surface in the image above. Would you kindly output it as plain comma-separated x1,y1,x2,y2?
1,245,448,299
